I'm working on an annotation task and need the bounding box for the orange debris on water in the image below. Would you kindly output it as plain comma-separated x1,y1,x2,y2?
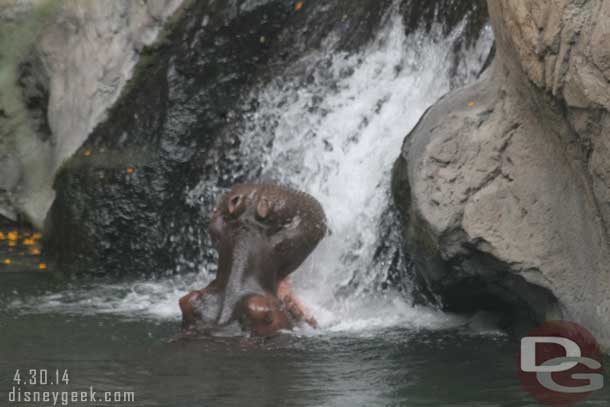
8,241,17,247
3,259,11,265
23,238,35,246
38,263,48,270
32,232,43,240
7,231,18,241
84,150,92,157
31,248,41,255
467,101,476,107
127,167,135,174
0,232,5,240
294,1,304,11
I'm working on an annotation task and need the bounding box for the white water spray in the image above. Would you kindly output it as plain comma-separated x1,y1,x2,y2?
10,8,492,334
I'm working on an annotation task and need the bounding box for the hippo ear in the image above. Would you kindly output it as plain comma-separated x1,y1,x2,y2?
227,194,243,216
256,197,272,220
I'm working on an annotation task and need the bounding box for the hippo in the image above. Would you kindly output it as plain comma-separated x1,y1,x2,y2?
179,183,327,336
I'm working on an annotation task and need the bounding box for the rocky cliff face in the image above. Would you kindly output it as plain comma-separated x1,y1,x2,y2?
0,0,182,227
393,0,610,346
45,0,489,277
46,0,397,276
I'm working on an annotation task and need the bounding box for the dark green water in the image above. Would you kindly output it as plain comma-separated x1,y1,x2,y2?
1,275,609,407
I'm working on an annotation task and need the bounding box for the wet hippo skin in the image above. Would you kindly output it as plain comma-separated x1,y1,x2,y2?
180,183,327,336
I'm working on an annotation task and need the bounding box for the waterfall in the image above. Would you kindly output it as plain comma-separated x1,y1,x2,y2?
232,6,492,331
10,5,492,333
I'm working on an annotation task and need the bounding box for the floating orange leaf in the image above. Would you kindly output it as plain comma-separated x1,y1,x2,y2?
127,167,135,174
31,248,41,255
7,231,18,241
23,238,35,246
3,259,11,265
8,241,17,247
0,232,5,240
32,232,43,240
467,101,476,107
294,1,304,11
84,150,92,157
38,263,47,270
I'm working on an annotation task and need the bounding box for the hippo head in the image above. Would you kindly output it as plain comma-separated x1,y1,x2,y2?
180,183,327,336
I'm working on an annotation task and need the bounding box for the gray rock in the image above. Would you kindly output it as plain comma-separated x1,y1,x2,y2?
0,0,182,228
393,0,610,346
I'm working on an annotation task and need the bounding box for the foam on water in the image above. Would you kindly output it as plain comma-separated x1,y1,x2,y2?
10,7,492,335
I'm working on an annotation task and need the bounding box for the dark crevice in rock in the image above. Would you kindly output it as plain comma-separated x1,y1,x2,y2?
17,52,51,142
372,203,436,305
441,251,560,336
477,41,495,77
439,272,559,336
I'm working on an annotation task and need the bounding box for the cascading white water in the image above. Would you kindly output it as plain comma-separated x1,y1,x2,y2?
10,6,492,333
236,8,492,331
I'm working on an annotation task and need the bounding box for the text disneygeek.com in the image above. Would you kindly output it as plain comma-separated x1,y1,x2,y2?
6,369,135,406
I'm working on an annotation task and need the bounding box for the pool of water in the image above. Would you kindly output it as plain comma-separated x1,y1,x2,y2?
1,274,609,407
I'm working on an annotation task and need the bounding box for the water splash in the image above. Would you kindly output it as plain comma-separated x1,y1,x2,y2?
236,9,492,332
9,8,492,334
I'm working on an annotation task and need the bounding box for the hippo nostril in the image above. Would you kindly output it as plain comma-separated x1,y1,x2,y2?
256,197,272,220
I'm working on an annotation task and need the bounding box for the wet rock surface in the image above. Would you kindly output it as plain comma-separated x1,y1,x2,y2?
46,0,392,276
0,215,48,273
46,0,489,278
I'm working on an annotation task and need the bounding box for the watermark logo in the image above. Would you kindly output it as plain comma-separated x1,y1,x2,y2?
518,321,604,406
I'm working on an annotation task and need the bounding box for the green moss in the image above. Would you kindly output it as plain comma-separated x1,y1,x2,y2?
118,0,194,100
157,0,196,42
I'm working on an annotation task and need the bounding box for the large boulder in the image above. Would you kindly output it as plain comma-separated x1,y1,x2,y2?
0,0,182,227
393,0,610,346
